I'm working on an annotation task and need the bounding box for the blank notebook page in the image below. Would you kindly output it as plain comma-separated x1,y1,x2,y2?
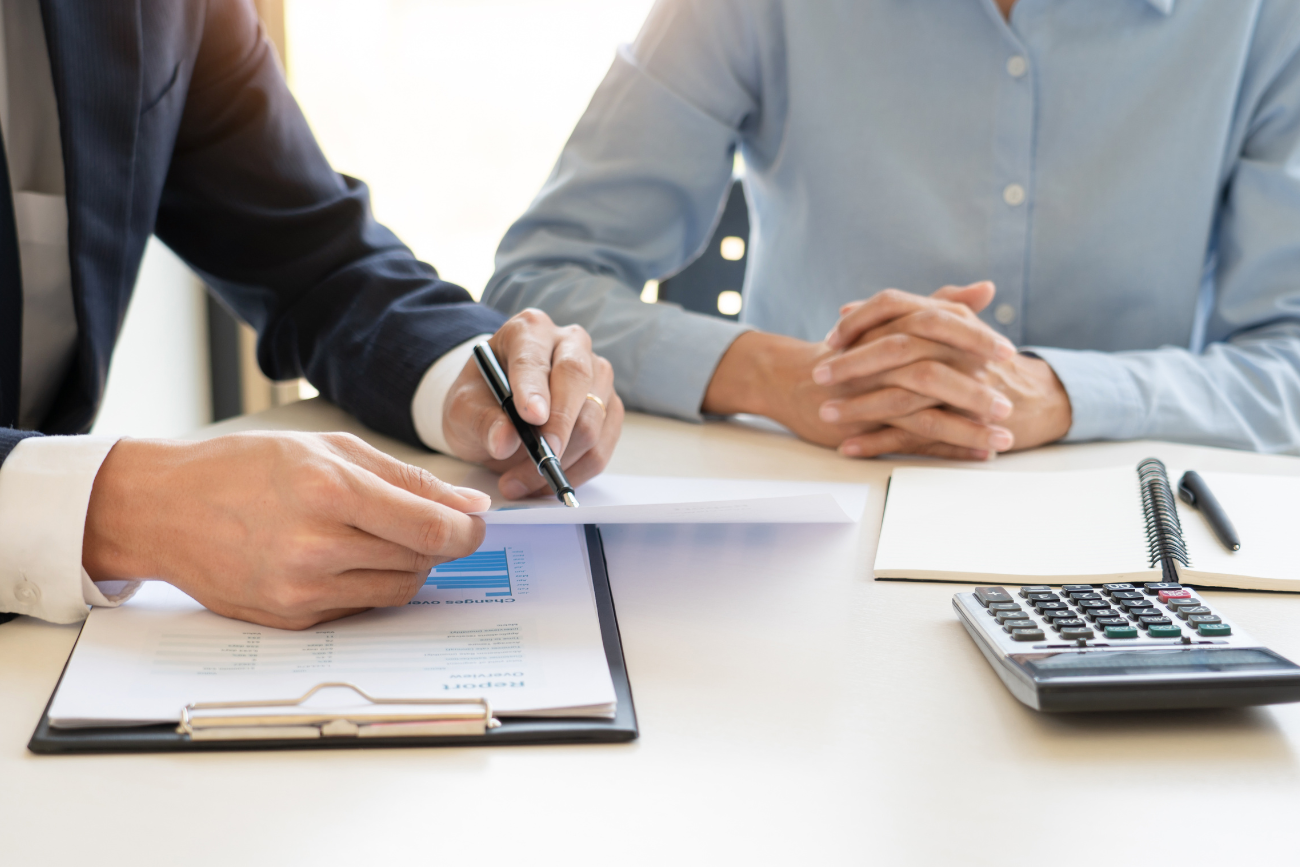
874,467,1152,583
1177,471,1300,589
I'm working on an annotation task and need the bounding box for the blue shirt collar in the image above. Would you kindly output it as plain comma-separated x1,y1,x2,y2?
1146,0,1175,14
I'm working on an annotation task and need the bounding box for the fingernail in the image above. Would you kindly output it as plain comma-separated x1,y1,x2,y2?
989,429,1013,451
840,443,861,457
544,434,562,455
819,403,841,422
527,395,548,420
452,485,488,499
971,450,991,462
812,365,833,385
824,329,840,348
996,339,1017,359
500,478,529,499
990,395,1012,419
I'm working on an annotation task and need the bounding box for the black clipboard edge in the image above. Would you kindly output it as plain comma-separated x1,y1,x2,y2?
28,525,637,753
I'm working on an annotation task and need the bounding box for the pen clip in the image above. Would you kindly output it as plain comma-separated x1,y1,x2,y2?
472,341,512,403
1176,471,1198,507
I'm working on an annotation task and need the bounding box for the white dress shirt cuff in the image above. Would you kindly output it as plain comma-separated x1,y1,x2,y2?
411,334,495,456
0,435,141,624
1024,346,1147,443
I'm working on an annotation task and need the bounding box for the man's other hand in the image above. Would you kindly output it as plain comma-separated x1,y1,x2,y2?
82,432,490,629
441,309,623,499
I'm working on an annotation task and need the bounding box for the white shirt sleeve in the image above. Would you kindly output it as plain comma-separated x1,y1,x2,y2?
0,435,140,624
410,334,493,457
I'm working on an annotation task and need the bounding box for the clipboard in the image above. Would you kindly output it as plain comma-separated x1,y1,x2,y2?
28,525,637,753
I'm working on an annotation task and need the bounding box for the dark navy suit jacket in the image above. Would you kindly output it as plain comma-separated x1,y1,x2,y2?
0,0,506,465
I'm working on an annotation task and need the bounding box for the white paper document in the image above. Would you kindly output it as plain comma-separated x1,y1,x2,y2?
477,474,870,525
49,525,617,727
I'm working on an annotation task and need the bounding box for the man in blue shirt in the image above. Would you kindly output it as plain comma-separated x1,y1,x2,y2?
486,0,1300,458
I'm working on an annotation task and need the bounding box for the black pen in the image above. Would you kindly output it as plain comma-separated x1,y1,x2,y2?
472,341,579,508
1178,470,1239,552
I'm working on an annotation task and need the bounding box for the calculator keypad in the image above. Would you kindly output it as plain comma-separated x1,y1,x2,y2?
973,581,1234,646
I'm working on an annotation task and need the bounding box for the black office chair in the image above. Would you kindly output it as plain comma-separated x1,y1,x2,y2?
658,180,749,322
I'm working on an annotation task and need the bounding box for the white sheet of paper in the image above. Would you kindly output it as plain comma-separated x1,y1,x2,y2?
476,474,870,525
49,525,616,727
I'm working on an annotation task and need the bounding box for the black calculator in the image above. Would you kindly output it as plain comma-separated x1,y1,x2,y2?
954,582,1300,712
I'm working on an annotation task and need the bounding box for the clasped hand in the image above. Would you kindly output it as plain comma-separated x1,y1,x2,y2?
815,282,1071,460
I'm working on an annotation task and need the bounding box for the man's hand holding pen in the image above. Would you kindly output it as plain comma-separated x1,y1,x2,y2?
441,308,624,500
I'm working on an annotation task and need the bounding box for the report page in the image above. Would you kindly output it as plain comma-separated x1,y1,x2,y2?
49,524,616,727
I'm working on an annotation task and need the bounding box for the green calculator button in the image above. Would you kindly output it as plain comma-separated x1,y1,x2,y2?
1104,625,1139,639
1198,623,1232,637
1147,624,1182,638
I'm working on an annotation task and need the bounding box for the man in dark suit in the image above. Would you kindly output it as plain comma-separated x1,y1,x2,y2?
0,0,622,629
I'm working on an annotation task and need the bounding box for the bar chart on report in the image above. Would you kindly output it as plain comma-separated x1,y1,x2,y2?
426,548,532,599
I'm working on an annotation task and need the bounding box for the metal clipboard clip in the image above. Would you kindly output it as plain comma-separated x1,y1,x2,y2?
176,682,502,741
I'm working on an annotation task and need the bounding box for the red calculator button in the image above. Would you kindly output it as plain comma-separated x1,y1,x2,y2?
1158,589,1193,603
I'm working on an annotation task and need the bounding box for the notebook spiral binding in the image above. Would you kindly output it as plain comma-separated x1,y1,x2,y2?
1137,458,1190,574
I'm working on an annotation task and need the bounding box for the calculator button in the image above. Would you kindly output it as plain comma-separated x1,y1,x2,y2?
1070,593,1105,602
1010,627,1046,641
1024,592,1059,603
1085,609,1119,621
1059,627,1095,640
988,602,1021,612
1103,583,1136,593
1144,582,1182,595
1111,590,1144,600
996,610,1032,623
1188,614,1223,627
1095,616,1128,627
1050,618,1087,630
1034,600,1069,611
975,587,1015,607
1019,585,1052,597
1138,616,1174,627
1177,606,1213,620
1077,599,1110,610
1167,598,1201,610
1148,624,1183,638
1157,589,1193,603
1198,623,1232,637
1104,625,1140,639
1061,584,1094,592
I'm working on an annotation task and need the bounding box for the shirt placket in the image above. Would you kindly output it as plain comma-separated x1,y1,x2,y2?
987,33,1035,345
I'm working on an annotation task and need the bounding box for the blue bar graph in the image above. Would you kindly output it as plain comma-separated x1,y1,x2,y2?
426,549,512,596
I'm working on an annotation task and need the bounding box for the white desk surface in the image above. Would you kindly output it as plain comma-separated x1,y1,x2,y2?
4,400,1300,865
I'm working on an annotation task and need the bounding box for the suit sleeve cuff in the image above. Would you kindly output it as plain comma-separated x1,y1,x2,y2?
411,334,494,456
0,435,140,624
1024,346,1146,443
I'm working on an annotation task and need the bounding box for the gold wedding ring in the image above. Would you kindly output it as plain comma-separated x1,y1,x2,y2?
584,393,607,416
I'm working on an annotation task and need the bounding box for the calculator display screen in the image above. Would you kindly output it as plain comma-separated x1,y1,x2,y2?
1015,648,1298,680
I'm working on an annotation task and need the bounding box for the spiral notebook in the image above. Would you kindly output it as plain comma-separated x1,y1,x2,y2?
874,460,1300,591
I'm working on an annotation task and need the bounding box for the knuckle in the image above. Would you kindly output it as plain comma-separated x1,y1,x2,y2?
266,580,316,619
516,308,551,328
416,514,452,554
553,352,592,380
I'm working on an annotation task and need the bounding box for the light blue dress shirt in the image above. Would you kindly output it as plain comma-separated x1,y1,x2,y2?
487,0,1300,453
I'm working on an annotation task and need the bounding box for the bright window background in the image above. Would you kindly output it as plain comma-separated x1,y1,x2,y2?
286,0,655,298
93,0,652,438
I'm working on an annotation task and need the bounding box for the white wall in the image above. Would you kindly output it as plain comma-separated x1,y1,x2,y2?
90,238,211,438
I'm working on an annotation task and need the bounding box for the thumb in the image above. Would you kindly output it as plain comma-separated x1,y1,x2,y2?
933,280,996,313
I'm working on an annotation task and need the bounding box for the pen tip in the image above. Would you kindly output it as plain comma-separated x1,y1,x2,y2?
562,492,579,508
1231,544,1241,551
